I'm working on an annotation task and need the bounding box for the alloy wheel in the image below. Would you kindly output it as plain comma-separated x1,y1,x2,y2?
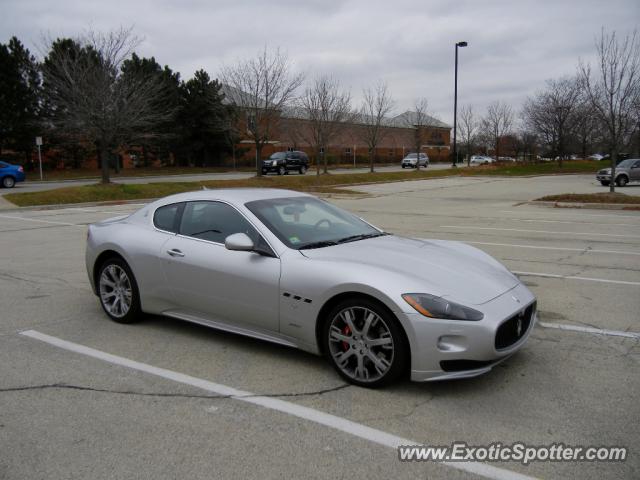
99,264,133,318
327,306,394,383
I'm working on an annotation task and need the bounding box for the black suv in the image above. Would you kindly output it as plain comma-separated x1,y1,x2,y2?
262,151,309,175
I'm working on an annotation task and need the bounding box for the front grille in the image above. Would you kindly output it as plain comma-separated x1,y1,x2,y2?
495,301,536,350
440,359,495,372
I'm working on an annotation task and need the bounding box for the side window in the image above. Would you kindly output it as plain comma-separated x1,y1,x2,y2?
633,161,640,168
153,203,183,233
180,201,259,244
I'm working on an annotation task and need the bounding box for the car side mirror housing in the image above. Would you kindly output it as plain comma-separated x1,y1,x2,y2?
225,233,254,252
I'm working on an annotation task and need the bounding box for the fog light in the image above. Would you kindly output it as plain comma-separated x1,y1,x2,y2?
437,335,468,352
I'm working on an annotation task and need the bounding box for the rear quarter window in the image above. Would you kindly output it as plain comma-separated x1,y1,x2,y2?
153,203,183,233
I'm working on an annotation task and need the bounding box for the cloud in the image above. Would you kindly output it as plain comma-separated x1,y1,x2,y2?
1,0,638,123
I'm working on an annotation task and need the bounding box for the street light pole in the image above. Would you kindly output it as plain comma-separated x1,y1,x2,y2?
452,41,467,168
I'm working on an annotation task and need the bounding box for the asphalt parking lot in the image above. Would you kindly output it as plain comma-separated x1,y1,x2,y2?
0,174,638,480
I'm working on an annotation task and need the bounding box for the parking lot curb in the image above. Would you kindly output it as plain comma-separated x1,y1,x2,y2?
528,200,640,211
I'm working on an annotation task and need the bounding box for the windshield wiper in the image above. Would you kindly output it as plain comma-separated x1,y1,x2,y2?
298,240,338,250
336,232,389,244
188,229,222,237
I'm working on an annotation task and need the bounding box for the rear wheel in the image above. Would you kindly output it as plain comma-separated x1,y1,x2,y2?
616,175,628,187
2,176,15,188
322,297,408,387
97,257,142,324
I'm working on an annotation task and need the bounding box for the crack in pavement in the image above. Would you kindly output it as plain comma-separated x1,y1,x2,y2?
0,382,350,400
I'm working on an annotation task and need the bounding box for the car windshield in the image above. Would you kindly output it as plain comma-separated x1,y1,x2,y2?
245,196,384,249
405,154,417,158
617,159,636,168
269,152,287,160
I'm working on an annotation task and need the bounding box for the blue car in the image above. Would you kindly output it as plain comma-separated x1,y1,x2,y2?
0,160,26,188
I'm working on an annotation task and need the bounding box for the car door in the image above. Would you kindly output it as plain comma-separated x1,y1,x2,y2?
161,200,281,332
288,152,299,170
631,161,640,181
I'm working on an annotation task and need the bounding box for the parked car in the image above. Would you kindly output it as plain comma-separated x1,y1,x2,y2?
469,155,494,165
262,151,309,175
0,160,26,188
86,189,536,387
596,158,640,187
401,153,429,168
498,156,516,162
588,153,604,161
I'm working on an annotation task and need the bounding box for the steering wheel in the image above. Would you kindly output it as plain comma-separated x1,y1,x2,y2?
314,219,332,230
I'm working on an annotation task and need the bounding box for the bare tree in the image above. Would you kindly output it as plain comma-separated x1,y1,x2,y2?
579,29,640,192
409,98,430,171
481,101,514,162
299,76,353,174
518,129,539,162
42,27,175,183
360,81,394,173
573,102,600,159
458,104,478,166
221,47,303,176
522,77,581,167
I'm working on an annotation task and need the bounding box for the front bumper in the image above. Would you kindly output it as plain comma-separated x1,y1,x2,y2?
596,174,611,181
399,282,537,382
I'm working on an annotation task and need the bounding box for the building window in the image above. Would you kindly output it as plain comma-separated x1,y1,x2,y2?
345,147,351,154
388,149,394,156
287,147,294,152
320,147,325,154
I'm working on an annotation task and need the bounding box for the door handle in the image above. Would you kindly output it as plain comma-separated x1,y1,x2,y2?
167,249,185,257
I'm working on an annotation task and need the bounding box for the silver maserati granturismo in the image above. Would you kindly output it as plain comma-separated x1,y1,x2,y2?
86,188,537,387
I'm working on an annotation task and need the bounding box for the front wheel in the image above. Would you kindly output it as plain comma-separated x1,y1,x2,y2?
322,298,408,388
616,176,628,187
277,166,285,176
2,176,16,188
299,165,307,174
97,257,142,324
600,180,610,186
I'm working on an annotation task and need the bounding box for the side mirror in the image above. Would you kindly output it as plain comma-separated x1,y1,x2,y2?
225,233,254,252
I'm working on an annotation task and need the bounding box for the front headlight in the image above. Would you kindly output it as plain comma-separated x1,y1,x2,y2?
272,160,278,166
402,293,484,321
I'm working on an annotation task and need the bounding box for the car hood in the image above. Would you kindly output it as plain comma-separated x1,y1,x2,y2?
300,235,519,305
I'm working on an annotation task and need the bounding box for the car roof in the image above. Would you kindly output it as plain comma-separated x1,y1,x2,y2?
148,188,312,208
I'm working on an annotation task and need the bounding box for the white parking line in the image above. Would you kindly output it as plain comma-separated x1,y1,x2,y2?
20,329,536,480
464,241,640,256
0,214,83,227
441,225,639,239
512,271,640,286
538,322,640,339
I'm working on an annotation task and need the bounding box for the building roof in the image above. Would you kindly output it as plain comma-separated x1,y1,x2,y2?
221,83,451,130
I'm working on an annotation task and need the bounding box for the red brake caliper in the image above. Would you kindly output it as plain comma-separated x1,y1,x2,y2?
342,325,351,351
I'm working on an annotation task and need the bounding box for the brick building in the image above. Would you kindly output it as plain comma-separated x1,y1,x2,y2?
234,106,452,166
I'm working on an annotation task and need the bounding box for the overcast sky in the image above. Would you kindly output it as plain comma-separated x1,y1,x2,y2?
2,0,638,125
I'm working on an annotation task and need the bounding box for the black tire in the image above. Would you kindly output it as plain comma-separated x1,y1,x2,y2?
278,166,285,176
97,257,142,324
2,176,16,188
299,165,307,174
616,175,628,187
401,165,406,169
322,297,409,388
600,180,610,186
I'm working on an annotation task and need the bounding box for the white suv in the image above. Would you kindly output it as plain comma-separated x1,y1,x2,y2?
401,153,429,168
